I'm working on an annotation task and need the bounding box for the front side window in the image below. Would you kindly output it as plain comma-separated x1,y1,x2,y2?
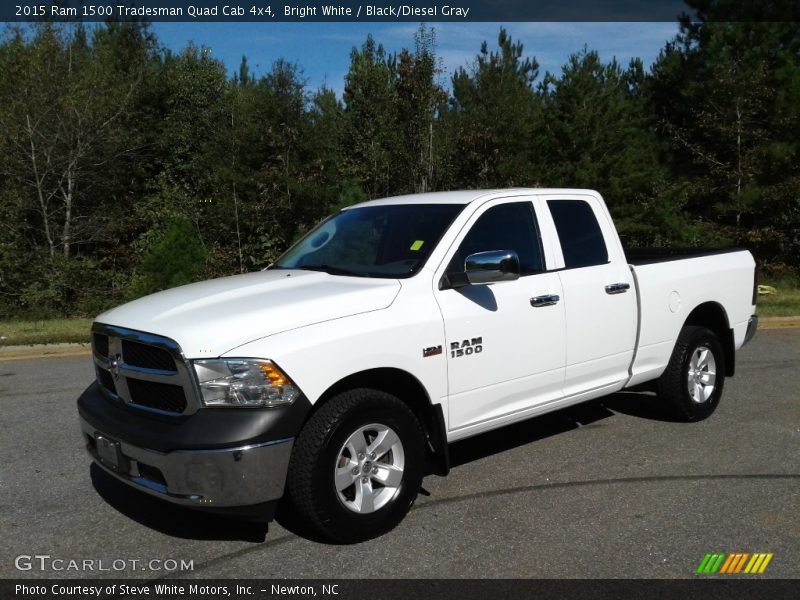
447,201,544,275
547,200,609,268
273,204,464,278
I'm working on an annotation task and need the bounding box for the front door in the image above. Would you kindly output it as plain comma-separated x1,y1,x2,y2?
434,198,566,433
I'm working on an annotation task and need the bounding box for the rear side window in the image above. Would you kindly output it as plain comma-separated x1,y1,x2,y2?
547,200,609,268
448,201,544,275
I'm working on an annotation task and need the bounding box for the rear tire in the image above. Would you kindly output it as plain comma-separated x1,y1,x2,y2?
657,326,725,422
285,388,424,543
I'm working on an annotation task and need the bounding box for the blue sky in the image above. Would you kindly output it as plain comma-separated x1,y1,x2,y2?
151,22,680,97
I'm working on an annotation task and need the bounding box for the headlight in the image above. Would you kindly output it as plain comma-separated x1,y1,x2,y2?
192,359,300,408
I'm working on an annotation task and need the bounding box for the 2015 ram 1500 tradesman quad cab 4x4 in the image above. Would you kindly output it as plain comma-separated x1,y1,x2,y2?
78,189,758,542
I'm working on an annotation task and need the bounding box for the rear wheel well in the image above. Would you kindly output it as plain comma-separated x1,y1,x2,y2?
684,302,735,376
312,368,449,476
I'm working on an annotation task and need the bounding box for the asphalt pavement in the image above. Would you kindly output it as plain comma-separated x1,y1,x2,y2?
1,329,797,579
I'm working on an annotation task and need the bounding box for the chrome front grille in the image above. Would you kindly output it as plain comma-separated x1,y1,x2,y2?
91,323,199,416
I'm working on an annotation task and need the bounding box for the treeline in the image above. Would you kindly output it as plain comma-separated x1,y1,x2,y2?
1,3,799,318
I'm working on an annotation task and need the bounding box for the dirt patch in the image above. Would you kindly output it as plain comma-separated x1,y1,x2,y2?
0,343,91,362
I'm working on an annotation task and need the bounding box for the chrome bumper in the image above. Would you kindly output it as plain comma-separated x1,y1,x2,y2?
79,415,293,508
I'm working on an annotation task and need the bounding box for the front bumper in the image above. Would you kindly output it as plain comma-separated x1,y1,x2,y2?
80,414,293,508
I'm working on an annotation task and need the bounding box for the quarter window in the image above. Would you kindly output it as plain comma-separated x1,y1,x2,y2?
547,200,609,268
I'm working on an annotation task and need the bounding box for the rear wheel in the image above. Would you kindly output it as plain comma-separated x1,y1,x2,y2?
657,326,726,421
285,388,424,543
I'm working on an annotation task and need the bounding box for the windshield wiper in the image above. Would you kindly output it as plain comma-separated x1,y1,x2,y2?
295,264,371,277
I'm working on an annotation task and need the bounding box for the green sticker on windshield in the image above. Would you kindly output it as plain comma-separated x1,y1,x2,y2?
410,240,424,251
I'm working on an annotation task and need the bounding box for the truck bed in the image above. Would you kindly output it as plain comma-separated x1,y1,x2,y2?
626,248,756,387
624,247,746,266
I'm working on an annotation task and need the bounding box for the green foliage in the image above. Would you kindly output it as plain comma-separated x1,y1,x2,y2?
0,12,798,320
447,28,539,188
394,25,446,193
536,50,686,244
133,217,207,297
331,181,368,213
9,253,120,319
650,8,800,264
342,35,400,199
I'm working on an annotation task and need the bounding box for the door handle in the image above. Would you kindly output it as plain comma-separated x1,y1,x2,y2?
530,294,560,307
605,282,631,295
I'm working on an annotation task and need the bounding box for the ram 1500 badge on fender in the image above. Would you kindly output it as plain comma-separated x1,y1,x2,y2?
78,189,758,542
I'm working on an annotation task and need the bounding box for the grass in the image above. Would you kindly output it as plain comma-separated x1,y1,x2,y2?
757,283,800,317
0,318,92,346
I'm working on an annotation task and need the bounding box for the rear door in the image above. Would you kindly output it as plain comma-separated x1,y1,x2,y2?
434,196,566,434
543,194,637,396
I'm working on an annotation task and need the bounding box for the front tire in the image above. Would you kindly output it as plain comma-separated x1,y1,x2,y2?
285,388,424,543
657,326,726,421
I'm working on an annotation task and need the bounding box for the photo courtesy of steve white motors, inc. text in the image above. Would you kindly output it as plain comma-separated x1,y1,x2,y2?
15,583,339,597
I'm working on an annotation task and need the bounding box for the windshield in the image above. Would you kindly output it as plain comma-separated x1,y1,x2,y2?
272,204,464,278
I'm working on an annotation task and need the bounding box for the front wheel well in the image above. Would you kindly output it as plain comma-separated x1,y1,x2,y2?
683,302,735,376
311,368,449,476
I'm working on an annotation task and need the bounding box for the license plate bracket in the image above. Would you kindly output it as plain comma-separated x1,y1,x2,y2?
95,434,124,472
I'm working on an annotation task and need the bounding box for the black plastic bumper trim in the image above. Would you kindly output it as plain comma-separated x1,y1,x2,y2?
77,381,311,452
744,314,758,346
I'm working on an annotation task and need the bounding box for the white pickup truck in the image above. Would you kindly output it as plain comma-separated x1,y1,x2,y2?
78,189,757,542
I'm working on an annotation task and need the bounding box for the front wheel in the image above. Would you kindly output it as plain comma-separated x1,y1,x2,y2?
285,388,425,543
657,326,726,421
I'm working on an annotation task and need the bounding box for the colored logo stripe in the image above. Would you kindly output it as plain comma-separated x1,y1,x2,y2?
719,553,736,573
745,553,773,574
697,552,773,574
721,553,748,573
697,553,726,574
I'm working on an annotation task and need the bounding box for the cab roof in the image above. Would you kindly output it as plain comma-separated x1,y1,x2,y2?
348,189,599,208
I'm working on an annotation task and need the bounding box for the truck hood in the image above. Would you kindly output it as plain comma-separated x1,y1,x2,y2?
96,270,401,358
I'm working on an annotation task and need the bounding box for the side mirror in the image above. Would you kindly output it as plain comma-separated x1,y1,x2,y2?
464,250,520,285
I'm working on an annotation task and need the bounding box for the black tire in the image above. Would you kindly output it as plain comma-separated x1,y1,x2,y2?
285,388,425,543
657,326,726,422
